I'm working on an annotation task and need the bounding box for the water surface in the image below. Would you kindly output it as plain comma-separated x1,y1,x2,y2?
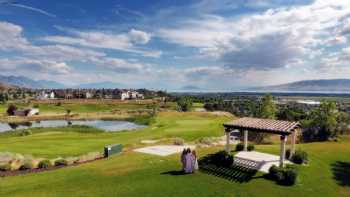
0,120,146,133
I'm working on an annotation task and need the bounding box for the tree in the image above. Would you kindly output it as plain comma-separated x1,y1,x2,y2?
176,97,193,112
7,104,17,116
309,100,339,140
258,94,277,119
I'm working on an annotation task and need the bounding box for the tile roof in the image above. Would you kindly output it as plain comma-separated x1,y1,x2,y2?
223,117,299,135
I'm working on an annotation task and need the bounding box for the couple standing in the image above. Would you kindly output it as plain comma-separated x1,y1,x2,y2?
181,148,198,174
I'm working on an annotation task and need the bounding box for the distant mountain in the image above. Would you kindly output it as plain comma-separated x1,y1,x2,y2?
0,82,16,91
249,79,350,92
0,75,66,89
77,81,125,89
180,85,202,91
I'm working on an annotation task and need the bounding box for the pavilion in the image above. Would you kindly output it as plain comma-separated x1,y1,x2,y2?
223,117,300,168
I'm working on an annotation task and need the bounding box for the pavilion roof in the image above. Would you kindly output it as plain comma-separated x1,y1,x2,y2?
223,117,300,135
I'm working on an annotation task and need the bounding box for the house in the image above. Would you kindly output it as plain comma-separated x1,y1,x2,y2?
14,108,39,116
121,90,130,100
86,92,94,99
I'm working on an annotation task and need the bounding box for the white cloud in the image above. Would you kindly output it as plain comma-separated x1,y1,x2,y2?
157,0,350,71
43,27,161,58
0,58,71,74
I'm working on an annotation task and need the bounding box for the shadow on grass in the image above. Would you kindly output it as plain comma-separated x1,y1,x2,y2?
199,164,258,183
161,170,187,176
331,161,350,186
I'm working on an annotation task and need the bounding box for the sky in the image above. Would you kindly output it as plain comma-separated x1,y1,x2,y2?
0,0,350,91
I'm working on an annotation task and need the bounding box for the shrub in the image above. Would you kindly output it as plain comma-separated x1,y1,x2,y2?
65,157,79,165
197,137,213,145
173,137,185,146
77,152,102,163
282,168,298,185
54,159,68,166
268,165,298,186
6,104,17,116
19,162,34,170
20,130,32,136
38,160,52,169
33,104,39,108
235,143,244,151
211,151,234,167
0,163,11,171
268,165,279,179
247,144,255,151
291,150,308,164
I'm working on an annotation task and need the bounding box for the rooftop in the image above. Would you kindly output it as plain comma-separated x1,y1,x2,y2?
223,117,300,135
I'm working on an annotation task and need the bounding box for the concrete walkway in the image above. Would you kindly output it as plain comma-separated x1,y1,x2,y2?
134,145,195,156
234,151,291,173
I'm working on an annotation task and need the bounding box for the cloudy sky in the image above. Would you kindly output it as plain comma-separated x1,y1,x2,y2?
0,0,350,90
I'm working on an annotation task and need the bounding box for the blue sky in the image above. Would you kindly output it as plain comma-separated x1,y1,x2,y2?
0,0,350,90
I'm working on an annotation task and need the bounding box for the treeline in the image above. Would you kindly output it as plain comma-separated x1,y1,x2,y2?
203,94,350,142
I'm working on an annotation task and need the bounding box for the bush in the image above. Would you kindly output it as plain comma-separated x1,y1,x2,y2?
268,165,279,179
54,159,68,166
38,160,52,169
173,137,185,146
197,137,213,146
6,104,17,116
247,144,255,151
282,168,298,185
211,151,234,167
235,143,244,151
19,130,32,136
65,157,79,165
291,150,308,164
19,162,34,170
0,163,11,171
268,165,298,186
77,152,102,163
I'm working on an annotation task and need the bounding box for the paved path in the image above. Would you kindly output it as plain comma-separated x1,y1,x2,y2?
134,145,195,156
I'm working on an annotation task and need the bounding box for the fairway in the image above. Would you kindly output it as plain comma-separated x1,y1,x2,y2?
0,112,229,158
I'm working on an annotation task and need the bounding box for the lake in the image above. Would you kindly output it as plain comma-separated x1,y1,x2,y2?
0,120,146,133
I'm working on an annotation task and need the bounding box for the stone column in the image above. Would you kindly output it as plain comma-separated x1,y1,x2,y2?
280,135,287,167
225,129,231,153
244,130,248,151
289,129,297,160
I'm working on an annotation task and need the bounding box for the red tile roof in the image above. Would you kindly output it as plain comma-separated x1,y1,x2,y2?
223,117,299,135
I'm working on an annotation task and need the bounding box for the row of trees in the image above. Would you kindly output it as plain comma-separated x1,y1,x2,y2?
204,94,350,142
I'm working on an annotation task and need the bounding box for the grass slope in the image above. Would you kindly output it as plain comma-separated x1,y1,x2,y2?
0,139,350,197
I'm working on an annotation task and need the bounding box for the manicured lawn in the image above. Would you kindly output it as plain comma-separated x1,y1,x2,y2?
0,112,230,158
0,138,350,197
0,111,349,197
0,102,162,115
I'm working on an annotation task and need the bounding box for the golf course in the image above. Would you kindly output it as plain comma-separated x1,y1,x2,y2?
0,102,349,197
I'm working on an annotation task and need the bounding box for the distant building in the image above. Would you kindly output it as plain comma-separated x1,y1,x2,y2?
14,108,39,116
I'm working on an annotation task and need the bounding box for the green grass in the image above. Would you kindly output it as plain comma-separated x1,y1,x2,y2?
0,111,349,196
0,102,163,115
0,138,350,196
0,112,229,158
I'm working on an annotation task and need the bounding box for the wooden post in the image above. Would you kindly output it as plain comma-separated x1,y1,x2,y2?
225,129,231,153
289,129,297,160
244,130,248,151
280,135,287,167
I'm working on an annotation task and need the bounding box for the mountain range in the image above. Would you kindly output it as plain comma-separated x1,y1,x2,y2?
248,79,350,92
0,75,125,89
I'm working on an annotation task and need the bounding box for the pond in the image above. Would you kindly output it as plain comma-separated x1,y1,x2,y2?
0,120,146,133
